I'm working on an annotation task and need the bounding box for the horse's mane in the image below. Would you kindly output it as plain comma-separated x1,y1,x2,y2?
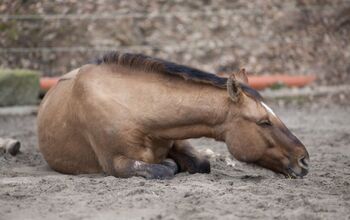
92,51,262,100
92,51,227,88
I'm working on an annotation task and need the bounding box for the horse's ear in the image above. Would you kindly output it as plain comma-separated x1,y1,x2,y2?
235,68,249,85
227,74,242,103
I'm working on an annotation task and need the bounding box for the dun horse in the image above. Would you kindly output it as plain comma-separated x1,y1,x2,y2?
37,52,309,179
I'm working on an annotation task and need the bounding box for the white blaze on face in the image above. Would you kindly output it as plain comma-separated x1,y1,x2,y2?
261,102,277,117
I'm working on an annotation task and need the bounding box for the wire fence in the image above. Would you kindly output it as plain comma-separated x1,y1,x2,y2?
0,35,325,53
0,1,348,75
1,4,347,53
0,3,347,20
0,30,328,53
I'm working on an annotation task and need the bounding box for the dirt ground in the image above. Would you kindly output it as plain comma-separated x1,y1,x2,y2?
0,102,349,220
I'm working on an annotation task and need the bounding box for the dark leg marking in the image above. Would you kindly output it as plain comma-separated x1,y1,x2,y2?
161,158,179,174
168,140,210,174
112,156,177,179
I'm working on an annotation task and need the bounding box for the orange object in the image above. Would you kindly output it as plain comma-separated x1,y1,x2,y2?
40,77,59,91
39,74,316,91
248,75,316,90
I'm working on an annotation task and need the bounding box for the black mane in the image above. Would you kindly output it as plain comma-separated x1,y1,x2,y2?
92,51,262,100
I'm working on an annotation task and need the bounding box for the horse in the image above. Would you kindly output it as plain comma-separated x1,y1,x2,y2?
37,52,309,179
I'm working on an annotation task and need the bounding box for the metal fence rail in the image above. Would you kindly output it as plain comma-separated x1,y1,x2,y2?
0,3,347,20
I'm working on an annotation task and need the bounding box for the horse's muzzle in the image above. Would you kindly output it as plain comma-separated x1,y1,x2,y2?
285,156,310,179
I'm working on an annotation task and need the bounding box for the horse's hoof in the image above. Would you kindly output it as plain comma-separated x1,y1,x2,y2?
161,158,179,174
146,164,175,180
188,158,211,174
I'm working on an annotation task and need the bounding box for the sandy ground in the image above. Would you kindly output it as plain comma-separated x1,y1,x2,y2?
0,103,349,220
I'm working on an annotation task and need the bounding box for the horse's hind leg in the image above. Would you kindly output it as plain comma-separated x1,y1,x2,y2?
112,155,178,179
168,140,210,174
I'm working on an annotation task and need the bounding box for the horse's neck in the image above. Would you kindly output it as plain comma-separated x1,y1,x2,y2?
149,80,229,141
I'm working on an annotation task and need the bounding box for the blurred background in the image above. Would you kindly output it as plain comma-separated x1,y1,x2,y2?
1,0,349,85
1,1,350,220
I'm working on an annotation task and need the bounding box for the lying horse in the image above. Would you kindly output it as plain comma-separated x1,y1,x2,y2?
37,52,309,179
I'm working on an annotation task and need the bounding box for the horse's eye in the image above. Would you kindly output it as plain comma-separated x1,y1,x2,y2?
257,119,272,127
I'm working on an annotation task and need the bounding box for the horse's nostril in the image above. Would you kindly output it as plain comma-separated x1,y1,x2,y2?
298,157,309,170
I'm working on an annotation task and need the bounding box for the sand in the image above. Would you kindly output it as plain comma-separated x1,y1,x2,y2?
0,104,349,220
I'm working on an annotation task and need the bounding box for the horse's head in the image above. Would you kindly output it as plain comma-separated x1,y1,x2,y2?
223,69,309,178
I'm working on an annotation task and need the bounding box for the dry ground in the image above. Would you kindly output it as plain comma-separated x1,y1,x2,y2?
0,102,349,220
